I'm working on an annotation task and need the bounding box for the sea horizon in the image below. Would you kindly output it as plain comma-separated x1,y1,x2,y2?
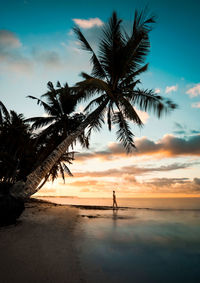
35,196,200,210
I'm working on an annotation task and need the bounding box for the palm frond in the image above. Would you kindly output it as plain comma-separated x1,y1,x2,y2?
119,64,148,87
133,9,156,34
118,96,143,126
57,81,61,88
112,111,135,153
25,116,57,130
84,94,107,112
59,164,65,182
130,89,177,118
73,26,106,79
47,81,55,92
62,163,73,177
107,101,114,131
119,11,155,77
86,97,109,136
27,96,56,115
98,12,125,81
77,133,90,149
0,101,10,123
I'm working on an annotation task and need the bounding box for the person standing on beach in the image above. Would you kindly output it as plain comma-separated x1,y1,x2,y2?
113,191,118,209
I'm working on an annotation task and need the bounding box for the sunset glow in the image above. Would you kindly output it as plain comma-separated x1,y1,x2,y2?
1,0,200,198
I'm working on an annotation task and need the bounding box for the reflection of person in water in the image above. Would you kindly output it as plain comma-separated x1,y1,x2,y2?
113,190,118,209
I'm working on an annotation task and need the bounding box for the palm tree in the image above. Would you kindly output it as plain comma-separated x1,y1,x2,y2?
10,10,177,199
0,103,33,225
26,81,89,150
0,96,78,189
0,99,79,225
24,81,89,189
0,105,35,184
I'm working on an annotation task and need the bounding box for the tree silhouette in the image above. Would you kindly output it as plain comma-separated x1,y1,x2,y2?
10,10,177,199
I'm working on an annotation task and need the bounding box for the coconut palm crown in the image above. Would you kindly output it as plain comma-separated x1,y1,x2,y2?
26,81,89,149
73,10,177,152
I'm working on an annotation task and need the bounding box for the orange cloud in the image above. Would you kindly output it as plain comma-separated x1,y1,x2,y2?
74,162,193,178
76,134,200,161
57,176,200,197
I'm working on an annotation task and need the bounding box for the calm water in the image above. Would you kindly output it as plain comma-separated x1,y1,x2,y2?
37,196,200,210
37,197,200,282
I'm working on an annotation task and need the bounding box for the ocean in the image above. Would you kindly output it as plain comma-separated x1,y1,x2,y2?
36,196,200,210
36,196,200,282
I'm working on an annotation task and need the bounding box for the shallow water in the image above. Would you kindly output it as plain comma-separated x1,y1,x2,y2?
37,196,200,210
75,208,200,283
37,197,200,282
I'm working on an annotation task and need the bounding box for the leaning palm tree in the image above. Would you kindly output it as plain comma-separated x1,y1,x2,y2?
26,81,89,150
11,10,177,199
25,81,89,188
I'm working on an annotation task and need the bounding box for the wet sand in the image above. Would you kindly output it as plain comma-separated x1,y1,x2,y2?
0,200,85,283
1,199,200,283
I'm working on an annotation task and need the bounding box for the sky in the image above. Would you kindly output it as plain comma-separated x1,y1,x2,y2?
0,0,200,198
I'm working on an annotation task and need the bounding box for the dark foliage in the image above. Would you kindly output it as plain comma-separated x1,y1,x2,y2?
0,182,24,226
73,10,177,152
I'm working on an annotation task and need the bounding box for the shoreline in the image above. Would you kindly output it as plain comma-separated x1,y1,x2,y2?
0,199,86,283
30,197,200,211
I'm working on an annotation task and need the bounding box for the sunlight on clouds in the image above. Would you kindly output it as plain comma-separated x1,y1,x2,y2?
34,173,200,198
186,83,200,98
155,88,161,93
75,134,200,165
73,18,104,29
165,85,178,93
34,135,200,198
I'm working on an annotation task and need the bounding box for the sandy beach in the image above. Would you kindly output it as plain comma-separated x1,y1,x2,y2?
1,198,200,283
0,200,85,283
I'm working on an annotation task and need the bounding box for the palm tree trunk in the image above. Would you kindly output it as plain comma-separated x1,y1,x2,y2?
10,101,107,199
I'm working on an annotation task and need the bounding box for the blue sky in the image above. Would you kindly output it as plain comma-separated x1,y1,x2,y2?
1,0,200,197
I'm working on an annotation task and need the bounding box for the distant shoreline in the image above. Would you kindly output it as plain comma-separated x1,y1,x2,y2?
30,197,200,211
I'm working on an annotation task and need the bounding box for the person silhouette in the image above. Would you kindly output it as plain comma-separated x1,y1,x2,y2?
113,190,118,209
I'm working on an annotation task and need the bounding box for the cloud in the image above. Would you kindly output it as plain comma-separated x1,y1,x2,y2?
154,88,161,94
143,177,200,194
135,134,200,157
76,134,200,161
57,175,200,196
165,85,178,94
0,29,73,75
0,29,32,74
173,122,187,135
145,177,189,187
174,122,183,129
173,123,200,136
74,162,194,178
73,18,104,29
32,48,61,68
192,102,200,108
0,30,21,51
194,178,200,185
186,83,200,98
